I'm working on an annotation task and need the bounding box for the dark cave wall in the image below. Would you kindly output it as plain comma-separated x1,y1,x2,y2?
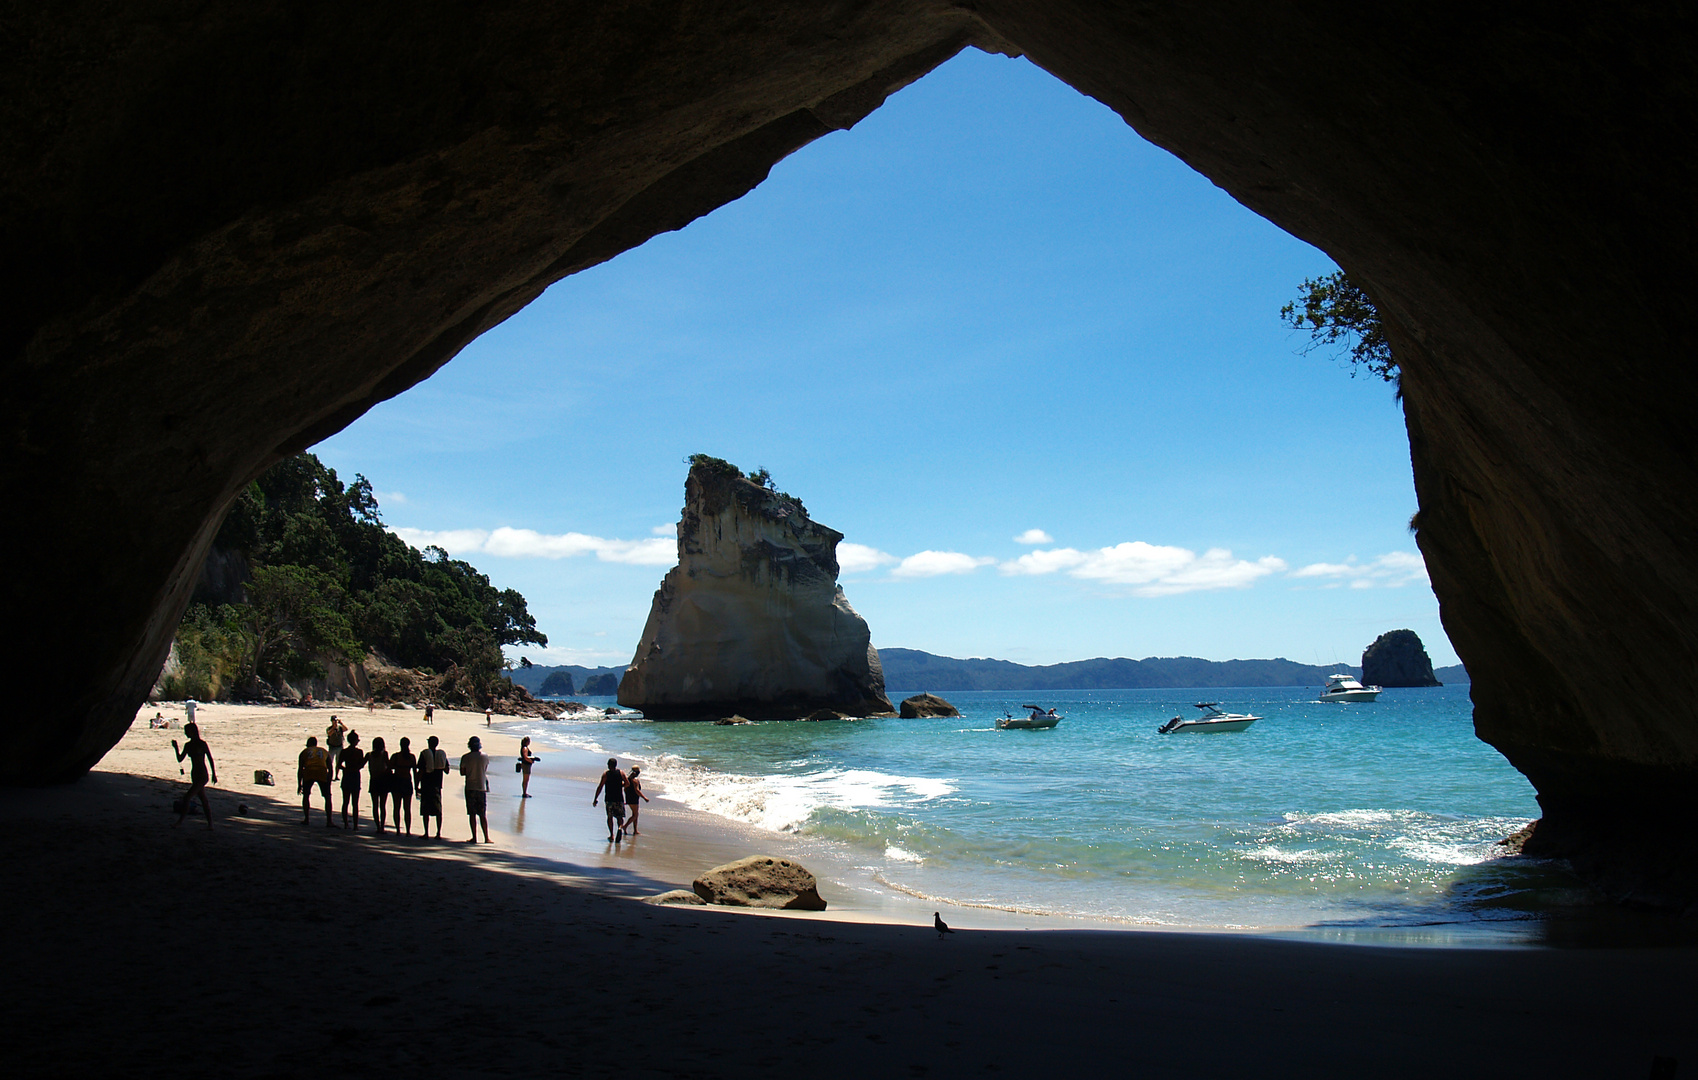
5,1,1697,898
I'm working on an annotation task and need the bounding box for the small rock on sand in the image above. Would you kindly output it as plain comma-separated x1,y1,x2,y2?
644,890,708,906
693,855,827,911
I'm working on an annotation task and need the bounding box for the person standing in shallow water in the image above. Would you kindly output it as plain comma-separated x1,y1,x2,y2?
517,736,537,798
338,732,366,831
172,722,216,827
624,766,650,835
416,735,447,839
592,758,627,843
366,736,392,833
460,736,491,844
298,736,333,826
389,736,416,835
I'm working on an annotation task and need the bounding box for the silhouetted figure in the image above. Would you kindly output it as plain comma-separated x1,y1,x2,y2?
298,736,333,826
366,735,391,832
338,732,366,831
325,715,346,779
592,758,626,843
624,766,650,835
172,723,216,828
389,736,417,835
416,735,447,839
934,912,955,938
460,735,491,843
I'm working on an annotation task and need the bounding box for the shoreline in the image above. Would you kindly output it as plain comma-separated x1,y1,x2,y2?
0,702,1692,1075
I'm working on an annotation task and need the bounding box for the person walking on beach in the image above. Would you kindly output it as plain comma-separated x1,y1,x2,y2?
460,736,491,844
484,706,492,727
592,758,627,843
338,731,366,831
389,736,417,835
298,736,333,826
624,766,650,835
416,735,447,839
517,736,538,798
171,722,216,827
366,735,392,833
423,700,434,725
326,715,346,779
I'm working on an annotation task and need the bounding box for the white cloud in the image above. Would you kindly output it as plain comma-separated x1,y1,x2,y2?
1290,551,1429,589
1001,541,1285,596
651,524,675,536
890,550,997,579
389,526,676,566
837,542,899,574
1014,528,1053,545
381,491,408,505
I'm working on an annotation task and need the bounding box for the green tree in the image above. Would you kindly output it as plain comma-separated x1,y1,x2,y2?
1280,271,1397,383
241,564,363,690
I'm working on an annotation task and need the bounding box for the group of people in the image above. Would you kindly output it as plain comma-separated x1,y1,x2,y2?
592,758,649,843
170,711,643,846
297,715,493,840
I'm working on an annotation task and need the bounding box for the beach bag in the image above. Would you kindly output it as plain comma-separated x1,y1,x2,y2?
253,769,275,786
515,760,523,773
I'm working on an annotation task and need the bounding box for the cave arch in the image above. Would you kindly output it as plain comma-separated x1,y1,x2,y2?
6,3,1696,899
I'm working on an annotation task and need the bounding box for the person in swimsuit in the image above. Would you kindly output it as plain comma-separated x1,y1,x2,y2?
172,722,217,827
423,701,434,725
592,758,626,843
298,735,333,826
416,735,447,839
389,736,417,835
623,766,650,835
326,715,346,779
338,731,366,831
366,735,392,833
518,736,537,798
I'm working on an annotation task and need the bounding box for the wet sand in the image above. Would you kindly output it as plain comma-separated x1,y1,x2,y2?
1,702,1693,1077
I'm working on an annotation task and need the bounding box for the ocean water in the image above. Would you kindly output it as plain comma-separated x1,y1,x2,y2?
514,685,1607,938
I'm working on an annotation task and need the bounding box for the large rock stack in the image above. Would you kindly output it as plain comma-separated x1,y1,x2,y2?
1361,630,1442,688
618,460,895,720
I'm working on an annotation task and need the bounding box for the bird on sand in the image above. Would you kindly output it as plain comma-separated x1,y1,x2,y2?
934,912,955,938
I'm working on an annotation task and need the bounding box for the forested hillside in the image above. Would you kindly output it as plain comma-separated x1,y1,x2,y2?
163,454,545,704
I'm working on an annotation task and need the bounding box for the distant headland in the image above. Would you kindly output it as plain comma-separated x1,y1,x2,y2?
875,648,1468,692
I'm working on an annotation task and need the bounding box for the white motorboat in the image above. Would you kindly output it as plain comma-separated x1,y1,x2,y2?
1157,703,1260,734
1319,673,1381,703
999,706,1062,730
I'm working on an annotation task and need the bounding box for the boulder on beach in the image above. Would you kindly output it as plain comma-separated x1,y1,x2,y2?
618,457,896,720
643,890,708,906
899,693,959,719
692,856,828,911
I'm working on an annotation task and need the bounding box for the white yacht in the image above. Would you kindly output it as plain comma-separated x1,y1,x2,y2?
1157,703,1260,734
1319,673,1381,703
999,706,1062,730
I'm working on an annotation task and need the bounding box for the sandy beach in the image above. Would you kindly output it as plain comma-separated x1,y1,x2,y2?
2,701,1693,1077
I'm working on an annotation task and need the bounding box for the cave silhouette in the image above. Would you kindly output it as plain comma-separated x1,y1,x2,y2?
6,3,1696,902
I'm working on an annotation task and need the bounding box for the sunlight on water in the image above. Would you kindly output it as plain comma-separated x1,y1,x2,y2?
516,685,1609,937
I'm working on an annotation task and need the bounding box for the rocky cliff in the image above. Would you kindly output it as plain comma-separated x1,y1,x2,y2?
618,462,894,720
1361,631,1442,688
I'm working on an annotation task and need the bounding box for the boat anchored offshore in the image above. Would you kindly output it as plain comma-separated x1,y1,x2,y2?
1319,673,1381,703
1157,703,1260,734
998,705,1062,730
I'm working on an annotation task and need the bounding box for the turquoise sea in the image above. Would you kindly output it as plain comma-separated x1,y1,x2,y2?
513,684,1610,940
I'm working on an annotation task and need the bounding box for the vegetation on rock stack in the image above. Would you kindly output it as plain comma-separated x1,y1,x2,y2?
1361,629,1442,688
161,453,546,706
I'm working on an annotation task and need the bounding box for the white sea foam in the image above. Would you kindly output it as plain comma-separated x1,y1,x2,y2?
643,761,958,833
884,845,925,864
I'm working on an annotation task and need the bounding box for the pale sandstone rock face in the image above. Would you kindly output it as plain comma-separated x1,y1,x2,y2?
692,856,828,911
618,462,895,721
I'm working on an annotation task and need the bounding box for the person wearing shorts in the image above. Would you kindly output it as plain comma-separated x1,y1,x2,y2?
416,735,447,838
298,736,333,826
592,758,627,843
460,735,490,844
338,732,366,831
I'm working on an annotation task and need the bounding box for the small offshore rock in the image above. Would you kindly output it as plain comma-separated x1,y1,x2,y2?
899,693,960,719
644,890,708,906
1498,821,1539,854
802,708,846,721
714,715,752,726
693,855,828,911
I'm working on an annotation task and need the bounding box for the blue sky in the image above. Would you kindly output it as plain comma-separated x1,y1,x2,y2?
315,50,1457,671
